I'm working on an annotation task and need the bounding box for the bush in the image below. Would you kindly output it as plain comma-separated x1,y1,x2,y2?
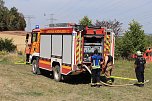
0,50,8,55
0,38,16,52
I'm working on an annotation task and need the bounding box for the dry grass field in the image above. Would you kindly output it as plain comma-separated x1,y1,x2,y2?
0,31,30,53
0,54,152,101
0,32,152,101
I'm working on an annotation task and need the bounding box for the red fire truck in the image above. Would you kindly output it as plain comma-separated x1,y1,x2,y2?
132,48,152,63
143,48,152,62
25,24,115,81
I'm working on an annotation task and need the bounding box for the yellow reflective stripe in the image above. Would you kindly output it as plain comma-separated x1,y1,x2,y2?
39,60,51,65
62,65,71,70
92,66,100,69
76,32,82,64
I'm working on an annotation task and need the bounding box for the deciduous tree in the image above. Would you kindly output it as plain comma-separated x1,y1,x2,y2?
121,20,146,58
0,0,26,31
95,19,123,36
79,16,92,27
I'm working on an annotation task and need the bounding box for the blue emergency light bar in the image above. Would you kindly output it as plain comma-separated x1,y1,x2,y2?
35,25,39,29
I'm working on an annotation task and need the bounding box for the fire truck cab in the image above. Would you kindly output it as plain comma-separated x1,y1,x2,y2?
25,23,115,82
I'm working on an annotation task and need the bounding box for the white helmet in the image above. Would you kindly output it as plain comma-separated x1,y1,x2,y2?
136,51,142,56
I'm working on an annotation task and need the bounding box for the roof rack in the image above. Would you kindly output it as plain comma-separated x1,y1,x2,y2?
87,26,101,29
49,23,75,27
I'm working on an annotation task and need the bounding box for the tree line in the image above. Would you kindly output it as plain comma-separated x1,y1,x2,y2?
79,16,152,59
0,0,26,31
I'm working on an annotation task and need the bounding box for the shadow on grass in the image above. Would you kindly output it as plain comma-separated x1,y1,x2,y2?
40,69,91,85
62,73,91,84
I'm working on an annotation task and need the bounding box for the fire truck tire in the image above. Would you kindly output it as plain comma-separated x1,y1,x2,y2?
32,58,41,75
53,65,62,82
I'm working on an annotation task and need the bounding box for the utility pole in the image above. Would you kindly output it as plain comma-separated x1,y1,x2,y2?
48,14,57,27
25,15,35,32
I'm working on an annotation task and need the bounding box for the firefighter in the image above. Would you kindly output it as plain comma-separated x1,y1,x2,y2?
91,49,103,87
134,51,146,87
25,44,31,63
102,54,114,84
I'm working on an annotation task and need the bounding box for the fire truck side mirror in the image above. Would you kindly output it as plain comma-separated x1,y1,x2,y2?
26,34,29,43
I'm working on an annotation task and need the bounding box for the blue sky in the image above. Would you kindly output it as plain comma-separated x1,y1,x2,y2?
5,0,152,33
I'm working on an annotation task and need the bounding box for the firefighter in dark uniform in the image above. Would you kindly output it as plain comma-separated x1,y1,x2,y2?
134,51,146,87
91,49,103,87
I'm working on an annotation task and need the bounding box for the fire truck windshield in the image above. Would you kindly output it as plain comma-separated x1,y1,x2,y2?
31,32,38,43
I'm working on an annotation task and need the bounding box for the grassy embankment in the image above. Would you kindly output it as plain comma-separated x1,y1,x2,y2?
0,53,152,101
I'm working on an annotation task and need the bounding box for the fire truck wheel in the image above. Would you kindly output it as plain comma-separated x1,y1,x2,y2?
32,58,41,75
53,65,62,82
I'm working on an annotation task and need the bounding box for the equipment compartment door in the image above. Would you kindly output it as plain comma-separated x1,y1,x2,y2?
62,35,72,65
83,35,104,62
40,35,51,59
52,35,62,57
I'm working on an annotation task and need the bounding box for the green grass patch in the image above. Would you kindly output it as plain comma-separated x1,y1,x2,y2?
0,52,25,64
15,91,43,96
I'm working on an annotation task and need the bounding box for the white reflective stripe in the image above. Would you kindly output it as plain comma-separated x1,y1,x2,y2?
93,59,100,66
98,60,100,66
93,60,95,66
